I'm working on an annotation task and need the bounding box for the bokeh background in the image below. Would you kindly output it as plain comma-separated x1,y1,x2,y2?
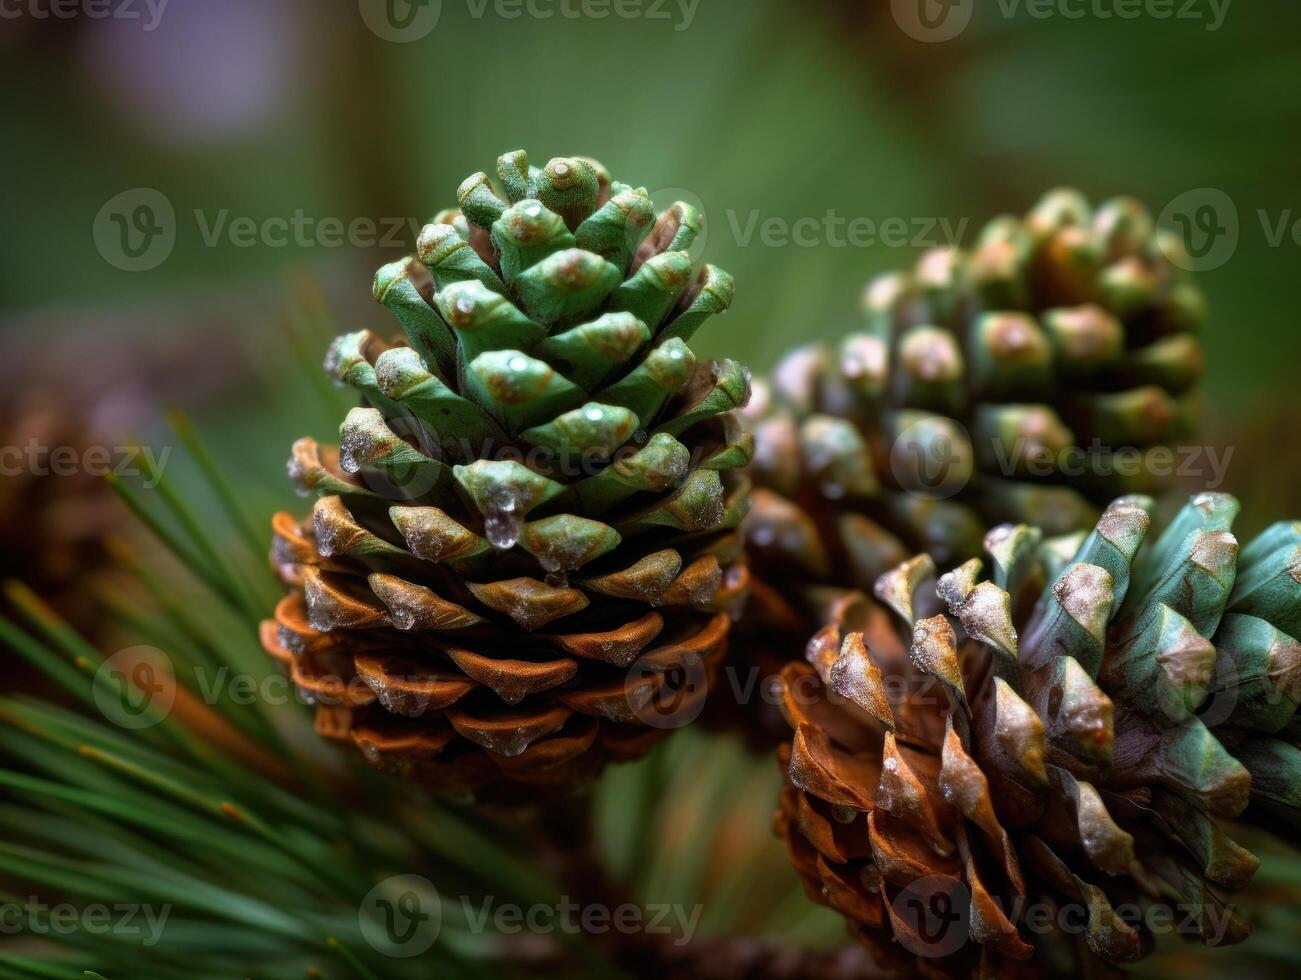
4,0,1299,515
2,0,1299,975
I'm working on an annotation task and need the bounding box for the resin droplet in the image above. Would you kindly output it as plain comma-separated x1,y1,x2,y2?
540,554,570,590
831,804,859,824
338,426,371,475
483,486,524,550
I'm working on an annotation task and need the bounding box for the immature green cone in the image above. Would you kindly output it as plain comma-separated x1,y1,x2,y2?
775,492,1301,976
736,190,1205,746
263,151,752,798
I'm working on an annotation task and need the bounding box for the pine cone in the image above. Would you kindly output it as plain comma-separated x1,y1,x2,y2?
0,390,121,638
747,188,1204,582
731,190,1205,747
262,151,752,798
774,492,1300,976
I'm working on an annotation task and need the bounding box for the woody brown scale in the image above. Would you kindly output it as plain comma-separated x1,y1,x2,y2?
774,493,1301,976
262,151,753,797
733,190,1208,747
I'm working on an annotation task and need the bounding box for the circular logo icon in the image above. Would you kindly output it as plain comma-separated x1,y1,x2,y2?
359,875,442,958
625,651,710,730
358,0,442,42
1186,666,1239,729
889,415,973,501
93,189,175,272
93,646,176,730
344,409,447,502
890,875,971,958
1158,188,1239,272
643,186,710,267
891,0,974,43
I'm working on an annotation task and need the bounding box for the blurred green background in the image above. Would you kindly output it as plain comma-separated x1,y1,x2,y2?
3,0,1298,455
1,0,1299,974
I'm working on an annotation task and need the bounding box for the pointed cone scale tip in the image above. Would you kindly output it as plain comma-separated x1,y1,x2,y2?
874,554,937,625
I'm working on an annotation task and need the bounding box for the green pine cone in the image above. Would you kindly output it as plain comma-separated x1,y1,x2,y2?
263,151,752,798
728,190,1209,749
746,188,1206,591
776,492,1301,975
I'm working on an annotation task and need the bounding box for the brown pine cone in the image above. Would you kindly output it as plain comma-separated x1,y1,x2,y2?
0,390,120,638
775,493,1301,976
